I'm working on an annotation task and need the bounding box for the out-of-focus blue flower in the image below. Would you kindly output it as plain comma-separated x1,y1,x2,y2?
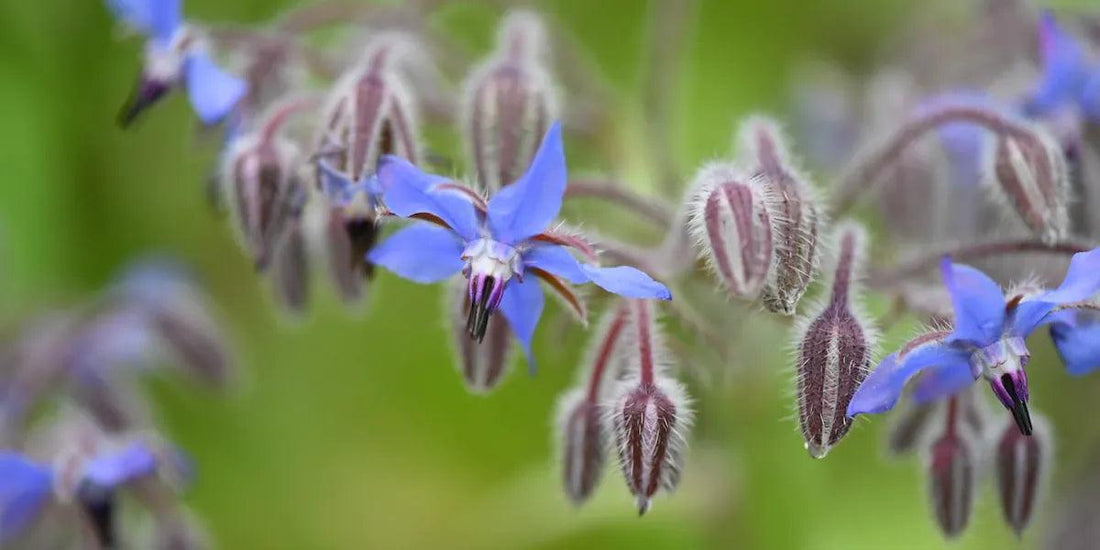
1048,309,1100,375
848,248,1100,434
0,453,53,544
1025,12,1100,121
108,0,247,126
367,123,671,371
0,440,182,544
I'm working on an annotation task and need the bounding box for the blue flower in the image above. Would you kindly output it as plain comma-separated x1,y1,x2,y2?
1025,11,1100,121
367,122,672,371
0,441,174,544
848,248,1100,434
108,0,247,126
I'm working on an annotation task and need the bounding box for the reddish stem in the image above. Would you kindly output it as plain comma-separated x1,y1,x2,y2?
945,396,959,437
870,239,1092,288
634,300,656,386
260,97,320,144
585,304,631,402
564,179,672,227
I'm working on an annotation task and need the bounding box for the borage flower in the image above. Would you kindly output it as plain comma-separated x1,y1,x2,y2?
108,0,247,126
848,248,1100,435
368,123,671,369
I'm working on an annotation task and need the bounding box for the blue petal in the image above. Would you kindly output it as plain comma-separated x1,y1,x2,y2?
1012,248,1100,336
367,223,465,284
0,453,53,544
847,343,971,416
107,0,180,42
498,276,544,375
377,156,480,241
911,361,976,404
941,257,1006,346
487,122,566,244
184,51,247,125
82,442,158,488
1029,11,1088,115
915,92,993,188
580,265,671,300
1049,310,1100,375
522,245,588,284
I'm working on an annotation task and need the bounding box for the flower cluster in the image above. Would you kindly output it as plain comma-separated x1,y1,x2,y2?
71,0,1100,542
0,260,232,547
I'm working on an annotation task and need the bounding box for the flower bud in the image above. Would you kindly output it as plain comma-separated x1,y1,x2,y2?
927,431,976,538
608,300,692,514
886,401,935,457
986,125,1069,242
447,278,513,393
461,10,558,192
735,116,824,315
555,303,630,504
995,413,1050,535
793,221,875,458
270,201,310,316
687,163,774,300
220,99,310,270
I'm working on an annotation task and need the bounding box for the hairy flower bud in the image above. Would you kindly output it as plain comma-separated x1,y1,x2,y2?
924,397,980,539
270,197,310,316
461,10,558,192
315,34,424,302
986,125,1069,242
556,303,630,504
886,401,935,457
220,98,310,271
735,116,823,315
687,163,774,300
447,278,513,393
995,413,1050,535
608,300,692,514
794,221,875,458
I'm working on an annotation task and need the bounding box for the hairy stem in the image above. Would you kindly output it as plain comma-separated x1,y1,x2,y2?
565,179,672,226
870,239,1093,288
585,304,630,402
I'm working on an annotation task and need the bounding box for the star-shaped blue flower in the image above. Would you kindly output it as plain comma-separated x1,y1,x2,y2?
108,0,247,126
1025,11,1100,121
0,441,178,544
367,122,672,371
848,247,1100,434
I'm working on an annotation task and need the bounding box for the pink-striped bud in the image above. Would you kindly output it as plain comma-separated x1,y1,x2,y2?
447,278,514,393
735,116,824,315
924,397,980,539
794,221,874,458
995,413,1050,535
270,188,310,316
608,300,692,514
687,163,774,300
886,401,935,457
220,99,310,270
555,303,630,504
986,125,1069,242
461,10,558,192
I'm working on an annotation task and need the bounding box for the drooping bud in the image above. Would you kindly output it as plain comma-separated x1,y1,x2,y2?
270,193,310,316
447,278,514,393
985,124,1069,242
924,398,976,539
149,302,233,389
461,9,558,192
995,413,1050,536
608,300,692,515
793,221,875,458
886,400,935,457
556,303,630,504
220,98,311,270
735,116,824,315
314,34,424,302
686,163,774,300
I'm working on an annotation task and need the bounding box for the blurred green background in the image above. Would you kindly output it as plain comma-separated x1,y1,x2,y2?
2,0,1100,548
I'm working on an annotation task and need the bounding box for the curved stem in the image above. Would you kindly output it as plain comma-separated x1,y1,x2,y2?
870,239,1093,288
832,104,1037,216
564,179,672,226
584,303,630,402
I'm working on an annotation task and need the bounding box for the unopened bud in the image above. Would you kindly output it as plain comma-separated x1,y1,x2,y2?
735,116,824,315
447,278,514,393
608,300,692,514
220,98,311,270
555,303,630,504
924,397,979,539
461,9,558,192
270,199,310,316
794,221,875,458
150,303,233,389
995,413,1050,536
886,401,935,457
687,163,774,300
987,126,1069,242
322,207,377,303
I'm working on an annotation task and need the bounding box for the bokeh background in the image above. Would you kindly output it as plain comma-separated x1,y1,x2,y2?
1,0,1098,548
